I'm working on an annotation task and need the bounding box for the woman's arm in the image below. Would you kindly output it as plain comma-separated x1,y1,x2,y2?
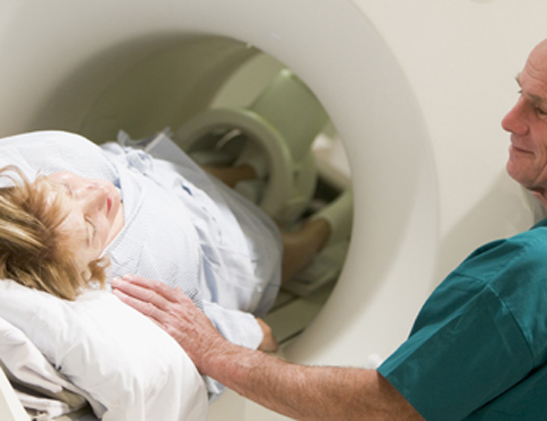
111,275,423,420
256,317,279,352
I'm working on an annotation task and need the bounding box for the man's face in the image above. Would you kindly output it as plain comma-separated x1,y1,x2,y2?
503,40,547,195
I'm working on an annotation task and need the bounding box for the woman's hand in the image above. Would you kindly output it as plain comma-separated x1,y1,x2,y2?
256,318,279,353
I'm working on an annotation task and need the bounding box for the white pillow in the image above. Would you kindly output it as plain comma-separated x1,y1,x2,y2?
0,280,208,421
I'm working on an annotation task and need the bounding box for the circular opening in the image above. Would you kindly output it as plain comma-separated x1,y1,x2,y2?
32,35,353,344
0,3,444,417
11,14,438,365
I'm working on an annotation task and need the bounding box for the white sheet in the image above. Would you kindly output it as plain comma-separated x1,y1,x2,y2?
0,317,90,419
0,280,208,420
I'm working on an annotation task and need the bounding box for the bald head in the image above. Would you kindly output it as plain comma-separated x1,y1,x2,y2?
526,39,547,77
502,39,547,202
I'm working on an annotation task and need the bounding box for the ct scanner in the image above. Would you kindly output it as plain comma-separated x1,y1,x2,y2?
1,0,547,419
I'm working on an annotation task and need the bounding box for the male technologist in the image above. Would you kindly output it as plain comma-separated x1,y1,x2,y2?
112,38,547,420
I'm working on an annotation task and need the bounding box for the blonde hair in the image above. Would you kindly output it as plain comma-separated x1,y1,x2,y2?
0,165,108,300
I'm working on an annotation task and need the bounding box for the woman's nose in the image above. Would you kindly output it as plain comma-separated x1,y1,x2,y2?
502,99,529,136
77,184,106,211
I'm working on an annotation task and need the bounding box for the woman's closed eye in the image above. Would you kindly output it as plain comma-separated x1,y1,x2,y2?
85,218,97,246
60,182,74,198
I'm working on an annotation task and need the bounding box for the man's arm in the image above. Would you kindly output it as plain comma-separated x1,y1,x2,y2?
206,347,422,420
111,275,423,420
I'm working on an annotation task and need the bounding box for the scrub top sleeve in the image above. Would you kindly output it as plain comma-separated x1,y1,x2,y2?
378,275,533,421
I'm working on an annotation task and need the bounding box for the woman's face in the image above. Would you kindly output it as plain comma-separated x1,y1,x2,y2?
46,172,124,268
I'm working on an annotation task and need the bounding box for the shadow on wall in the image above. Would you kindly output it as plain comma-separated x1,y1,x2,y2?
434,170,538,288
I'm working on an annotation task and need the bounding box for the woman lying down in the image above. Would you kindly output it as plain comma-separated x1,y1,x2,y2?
0,130,352,418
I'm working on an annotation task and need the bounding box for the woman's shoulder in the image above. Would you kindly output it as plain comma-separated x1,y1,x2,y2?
0,130,94,147
0,130,113,179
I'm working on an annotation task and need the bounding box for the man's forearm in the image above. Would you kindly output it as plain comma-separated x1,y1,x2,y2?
205,342,423,421
111,275,422,420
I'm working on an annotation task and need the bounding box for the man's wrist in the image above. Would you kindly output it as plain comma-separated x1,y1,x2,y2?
199,335,240,377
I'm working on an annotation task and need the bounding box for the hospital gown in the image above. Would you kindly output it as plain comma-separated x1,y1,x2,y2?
0,130,282,358
378,218,547,420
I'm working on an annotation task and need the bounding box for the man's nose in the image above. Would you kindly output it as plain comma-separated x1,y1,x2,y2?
502,99,529,136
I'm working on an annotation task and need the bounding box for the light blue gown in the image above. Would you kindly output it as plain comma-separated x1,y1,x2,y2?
0,131,282,365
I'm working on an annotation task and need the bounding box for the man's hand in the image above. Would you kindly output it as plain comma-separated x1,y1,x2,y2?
111,275,423,420
111,274,224,373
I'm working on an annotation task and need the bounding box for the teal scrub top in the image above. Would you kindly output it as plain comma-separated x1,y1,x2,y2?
378,219,547,420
